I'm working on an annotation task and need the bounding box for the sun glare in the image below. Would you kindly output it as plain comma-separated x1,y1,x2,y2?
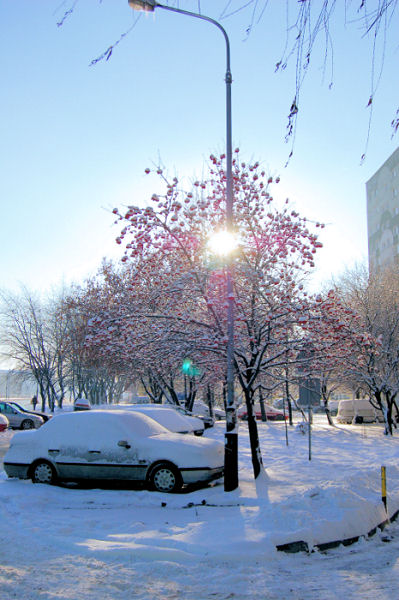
208,230,238,256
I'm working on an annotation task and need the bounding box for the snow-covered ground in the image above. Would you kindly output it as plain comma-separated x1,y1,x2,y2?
2,416,399,599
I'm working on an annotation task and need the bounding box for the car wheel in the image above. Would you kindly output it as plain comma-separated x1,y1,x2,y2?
31,461,56,484
149,463,182,493
193,430,204,436
21,419,34,430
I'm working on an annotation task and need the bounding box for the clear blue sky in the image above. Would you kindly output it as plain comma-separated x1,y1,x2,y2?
1,1,398,293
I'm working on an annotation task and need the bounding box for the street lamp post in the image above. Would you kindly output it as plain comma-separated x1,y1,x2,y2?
128,0,238,491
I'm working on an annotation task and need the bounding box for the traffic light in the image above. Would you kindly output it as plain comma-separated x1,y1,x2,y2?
181,359,200,377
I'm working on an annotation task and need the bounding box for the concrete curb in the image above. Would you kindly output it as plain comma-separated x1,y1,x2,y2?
276,509,399,554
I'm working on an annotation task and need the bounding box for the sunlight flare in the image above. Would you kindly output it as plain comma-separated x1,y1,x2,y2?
208,230,238,256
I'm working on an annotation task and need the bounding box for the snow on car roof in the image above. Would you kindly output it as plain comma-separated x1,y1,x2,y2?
36,410,169,444
123,405,200,431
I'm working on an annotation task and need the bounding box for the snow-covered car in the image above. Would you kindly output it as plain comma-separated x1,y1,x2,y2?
168,404,213,430
0,401,44,429
212,407,226,421
0,414,9,432
237,403,287,421
3,410,224,492
8,401,52,423
185,402,216,428
73,397,91,411
109,404,205,436
191,401,225,423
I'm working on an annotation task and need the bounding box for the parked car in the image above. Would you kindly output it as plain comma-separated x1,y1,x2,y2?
190,401,225,426
0,414,9,432
110,404,205,436
336,399,384,424
74,397,91,411
3,410,224,492
312,401,339,417
169,404,213,430
212,407,226,421
237,403,287,421
0,401,44,429
8,401,52,423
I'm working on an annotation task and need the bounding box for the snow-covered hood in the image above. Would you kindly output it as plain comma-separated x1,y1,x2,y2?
4,429,39,463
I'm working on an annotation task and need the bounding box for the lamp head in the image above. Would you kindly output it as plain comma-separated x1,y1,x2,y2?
128,0,157,11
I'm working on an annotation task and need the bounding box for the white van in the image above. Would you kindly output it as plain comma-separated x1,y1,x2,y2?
336,398,384,424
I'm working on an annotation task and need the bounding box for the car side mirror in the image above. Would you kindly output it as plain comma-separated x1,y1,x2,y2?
118,440,131,449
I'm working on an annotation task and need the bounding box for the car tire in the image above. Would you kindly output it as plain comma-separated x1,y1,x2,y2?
31,461,56,484
193,430,204,436
21,419,34,430
149,463,182,493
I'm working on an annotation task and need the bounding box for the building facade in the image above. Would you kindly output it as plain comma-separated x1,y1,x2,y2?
367,147,399,271
0,370,37,399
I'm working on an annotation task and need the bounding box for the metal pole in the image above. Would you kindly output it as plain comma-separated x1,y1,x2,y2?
283,396,289,447
381,466,388,515
153,3,238,491
223,42,238,492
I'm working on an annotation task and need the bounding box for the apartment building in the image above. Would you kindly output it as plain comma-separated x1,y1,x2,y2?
366,146,399,271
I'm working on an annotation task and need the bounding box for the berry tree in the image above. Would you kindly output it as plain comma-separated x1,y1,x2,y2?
85,152,326,478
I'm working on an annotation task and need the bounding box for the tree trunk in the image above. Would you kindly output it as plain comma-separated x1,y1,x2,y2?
222,380,227,410
244,388,264,479
374,390,393,435
258,388,267,422
285,370,293,426
206,385,214,419
385,392,395,435
321,385,334,426
393,399,399,424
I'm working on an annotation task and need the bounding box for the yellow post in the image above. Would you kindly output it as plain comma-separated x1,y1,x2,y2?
381,466,387,513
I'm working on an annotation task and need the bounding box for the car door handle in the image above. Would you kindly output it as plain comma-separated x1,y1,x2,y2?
48,449,60,453
88,450,101,454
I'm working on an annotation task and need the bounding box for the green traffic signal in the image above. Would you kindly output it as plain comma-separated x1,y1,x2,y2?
182,359,192,374
182,359,201,377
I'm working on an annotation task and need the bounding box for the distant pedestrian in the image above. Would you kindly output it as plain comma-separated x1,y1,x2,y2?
31,395,38,410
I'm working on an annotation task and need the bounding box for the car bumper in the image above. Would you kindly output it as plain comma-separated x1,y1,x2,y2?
3,462,30,479
180,466,224,485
